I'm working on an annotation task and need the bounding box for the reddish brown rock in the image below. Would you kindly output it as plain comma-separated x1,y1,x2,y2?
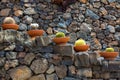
0,9,11,16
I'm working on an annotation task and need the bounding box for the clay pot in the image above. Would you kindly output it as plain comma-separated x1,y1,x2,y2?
53,37,70,44
74,45,89,52
2,24,19,30
99,52,118,60
27,30,44,37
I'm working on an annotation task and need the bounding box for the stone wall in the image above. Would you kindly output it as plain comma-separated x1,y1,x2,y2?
0,0,120,51
0,29,120,80
0,0,120,80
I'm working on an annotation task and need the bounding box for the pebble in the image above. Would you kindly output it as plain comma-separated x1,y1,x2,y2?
86,9,100,20
30,59,48,74
9,66,32,80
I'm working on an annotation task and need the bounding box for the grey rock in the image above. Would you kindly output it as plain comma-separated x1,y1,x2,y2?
61,56,73,66
14,45,24,52
24,53,35,65
5,60,18,70
30,46,53,53
114,32,120,40
80,23,92,33
24,16,33,24
9,66,32,80
19,23,28,31
0,57,5,67
103,15,116,20
46,65,55,74
107,25,115,33
29,74,45,80
30,59,48,74
62,77,79,80
77,68,92,78
4,44,16,51
76,31,88,40
115,25,120,32
74,52,90,67
57,23,67,29
24,8,36,15
13,16,20,23
6,52,17,59
63,13,71,19
35,36,52,46
69,32,77,43
86,9,100,20
55,65,67,78
53,45,74,57
108,0,116,3
78,14,85,22
46,73,58,80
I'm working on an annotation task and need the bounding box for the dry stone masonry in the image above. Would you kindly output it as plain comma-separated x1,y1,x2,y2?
0,0,120,80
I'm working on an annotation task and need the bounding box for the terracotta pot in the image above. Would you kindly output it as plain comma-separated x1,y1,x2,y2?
2,24,19,30
27,30,44,37
99,52,118,60
74,45,89,52
53,37,70,44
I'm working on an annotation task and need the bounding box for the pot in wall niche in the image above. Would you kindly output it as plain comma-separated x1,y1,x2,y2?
99,48,119,60
53,32,70,44
74,45,89,52
2,24,19,30
27,30,44,38
2,17,19,30
74,39,89,52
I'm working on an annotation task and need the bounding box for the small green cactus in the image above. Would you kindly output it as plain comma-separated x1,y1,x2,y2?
74,39,86,46
105,48,114,52
56,32,65,38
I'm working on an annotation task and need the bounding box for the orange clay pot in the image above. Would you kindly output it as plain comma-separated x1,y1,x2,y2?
2,24,19,30
53,37,70,44
99,52,118,60
27,30,44,37
74,45,89,52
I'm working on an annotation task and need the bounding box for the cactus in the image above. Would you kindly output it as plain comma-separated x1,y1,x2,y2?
56,32,65,38
74,39,86,46
105,48,114,52
3,17,16,24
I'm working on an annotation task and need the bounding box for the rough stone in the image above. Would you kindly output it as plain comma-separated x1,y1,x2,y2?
24,53,35,65
29,74,45,80
46,64,55,74
107,25,115,33
30,59,48,74
46,73,58,80
19,23,28,31
4,60,18,70
74,52,90,67
86,9,100,20
14,10,23,16
55,65,67,78
61,56,73,66
0,8,11,16
24,8,36,15
35,36,52,46
0,57,5,67
53,45,74,57
77,68,92,78
6,52,17,60
9,66,32,80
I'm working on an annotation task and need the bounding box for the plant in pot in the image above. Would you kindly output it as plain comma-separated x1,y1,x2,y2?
74,39,89,52
99,47,118,60
2,17,19,30
52,32,70,45
27,23,44,40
